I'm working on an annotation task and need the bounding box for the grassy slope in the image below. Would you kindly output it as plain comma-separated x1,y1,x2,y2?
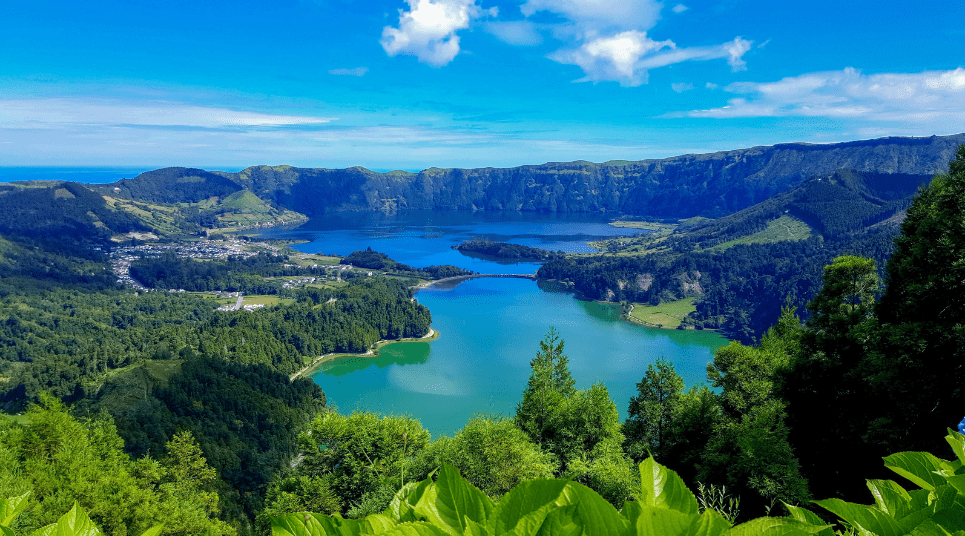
628,297,697,329
707,215,812,252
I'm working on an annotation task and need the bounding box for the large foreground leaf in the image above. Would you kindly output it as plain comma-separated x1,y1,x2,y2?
637,458,699,515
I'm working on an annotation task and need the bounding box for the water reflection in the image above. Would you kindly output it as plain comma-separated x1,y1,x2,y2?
318,342,431,376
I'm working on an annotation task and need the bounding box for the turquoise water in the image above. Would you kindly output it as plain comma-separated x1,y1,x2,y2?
312,278,726,437
259,211,728,437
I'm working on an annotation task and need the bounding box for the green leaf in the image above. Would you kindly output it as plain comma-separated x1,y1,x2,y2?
884,451,949,490
553,482,629,536
379,523,451,536
362,514,399,533
139,526,164,536
427,464,494,533
946,431,965,466
628,506,695,536
387,480,434,524
270,512,386,536
2,526,16,536
28,503,103,536
724,517,830,535
534,505,582,536
782,505,834,536
814,498,905,536
488,479,570,536
638,458,699,515
0,492,30,527
866,479,913,518
687,509,733,536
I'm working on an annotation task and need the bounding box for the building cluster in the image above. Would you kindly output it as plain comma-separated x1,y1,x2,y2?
109,239,279,289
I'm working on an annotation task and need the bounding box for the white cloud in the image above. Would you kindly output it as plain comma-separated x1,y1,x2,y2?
674,67,965,128
519,0,752,85
0,98,333,129
671,82,693,92
706,82,719,89
553,35,752,87
552,31,673,86
485,20,543,46
381,0,495,67
328,67,369,76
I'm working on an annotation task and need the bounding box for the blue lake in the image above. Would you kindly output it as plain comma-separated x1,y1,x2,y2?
261,211,728,437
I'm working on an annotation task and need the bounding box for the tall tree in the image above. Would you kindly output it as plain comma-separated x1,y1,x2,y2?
624,358,684,462
515,328,574,448
783,256,880,500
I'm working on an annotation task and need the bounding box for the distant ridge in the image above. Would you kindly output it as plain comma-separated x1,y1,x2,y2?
102,133,965,219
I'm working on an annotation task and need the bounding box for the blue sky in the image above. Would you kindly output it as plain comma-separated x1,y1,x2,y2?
1,0,963,170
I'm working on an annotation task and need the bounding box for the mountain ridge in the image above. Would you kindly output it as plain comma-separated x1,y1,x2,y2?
100,133,965,219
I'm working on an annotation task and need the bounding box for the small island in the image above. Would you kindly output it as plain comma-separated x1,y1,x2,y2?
452,239,565,262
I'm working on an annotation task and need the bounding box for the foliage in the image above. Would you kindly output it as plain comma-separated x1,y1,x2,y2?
452,240,565,262
116,356,326,524
516,330,634,506
294,412,432,518
624,358,684,462
0,396,232,535
269,457,831,536
425,416,556,500
340,248,472,280
1,277,429,409
699,307,810,511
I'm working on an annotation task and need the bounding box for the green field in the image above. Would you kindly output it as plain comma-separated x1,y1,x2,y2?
628,297,697,329
708,215,812,252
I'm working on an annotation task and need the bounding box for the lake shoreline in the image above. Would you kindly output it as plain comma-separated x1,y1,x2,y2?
289,328,440,381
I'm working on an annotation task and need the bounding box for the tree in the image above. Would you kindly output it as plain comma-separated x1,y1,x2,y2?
782,257,879,500
515,330,634,506
515,328,575,448
426,416,556,499
701,308,810,511
295,411,431,518
624,358,684,462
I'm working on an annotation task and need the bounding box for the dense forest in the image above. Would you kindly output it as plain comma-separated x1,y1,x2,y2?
452,240,565,261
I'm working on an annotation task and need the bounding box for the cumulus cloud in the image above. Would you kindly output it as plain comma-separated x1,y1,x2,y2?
672,4,688,13
381,0,495,67
551,31,673,86
671,82,693,92
328,67,369,76
553,35,752,87
520,0,752,85
673,67,965,128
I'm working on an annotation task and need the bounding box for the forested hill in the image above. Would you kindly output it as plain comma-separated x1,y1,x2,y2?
103,133,964,218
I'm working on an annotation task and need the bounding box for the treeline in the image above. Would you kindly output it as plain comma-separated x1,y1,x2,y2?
0,277,430,411
452,239,565,261
539,209,901,343
341,247,473,279
624,146,965,511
